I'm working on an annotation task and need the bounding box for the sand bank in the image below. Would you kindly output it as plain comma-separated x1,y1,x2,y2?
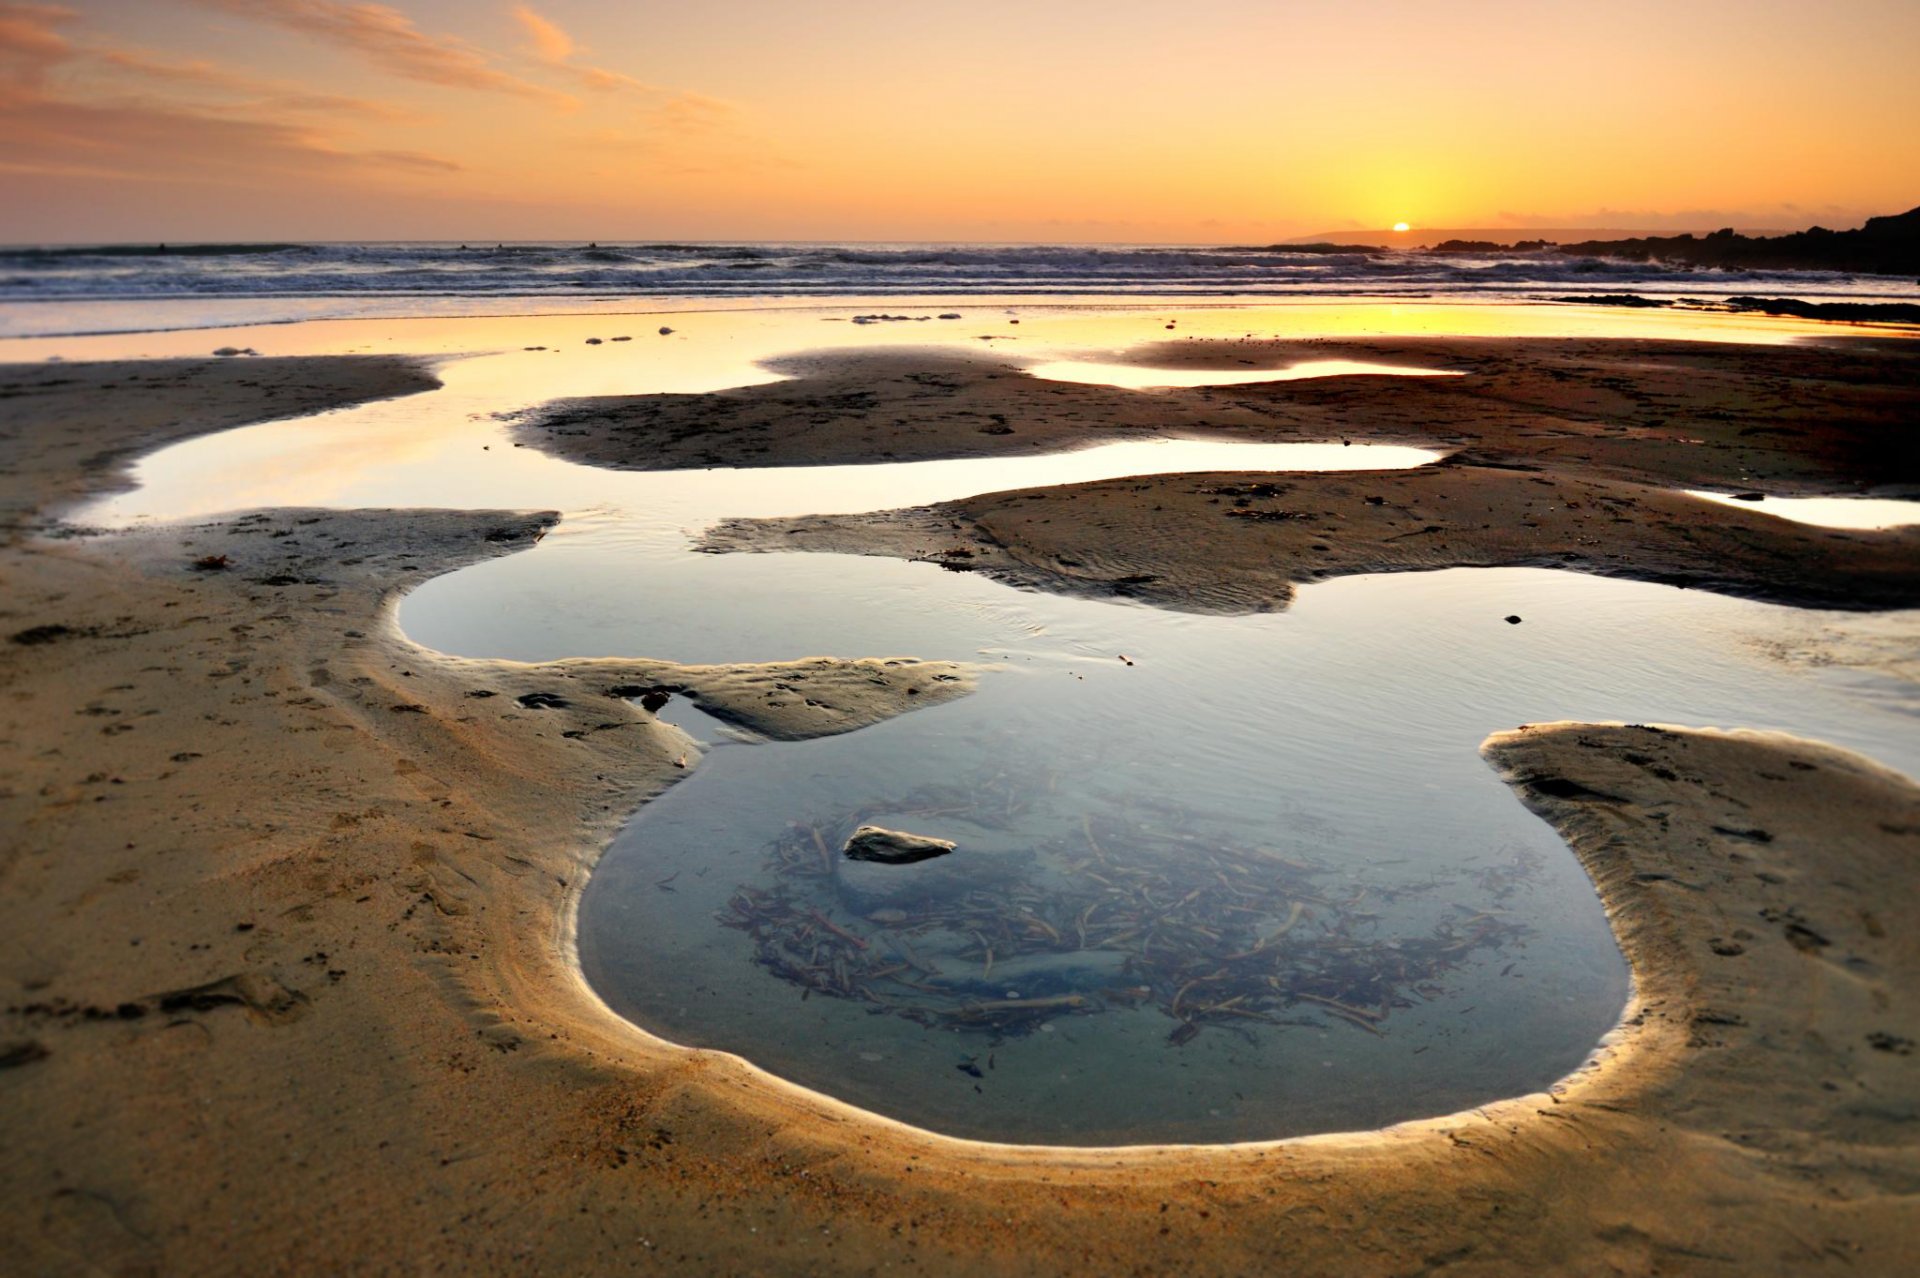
3,350,1918,1274
520,336,1920,494
704,462,1920,615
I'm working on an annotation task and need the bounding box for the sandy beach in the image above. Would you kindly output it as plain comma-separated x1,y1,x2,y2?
2,321,1917,1273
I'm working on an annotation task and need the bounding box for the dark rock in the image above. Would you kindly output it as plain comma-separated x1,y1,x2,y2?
843,825,955,865
605,683,675,711
1551,293,1671,309
515,692,570,709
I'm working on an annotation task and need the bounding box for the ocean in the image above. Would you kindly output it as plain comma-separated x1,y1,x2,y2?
2,240,1916,338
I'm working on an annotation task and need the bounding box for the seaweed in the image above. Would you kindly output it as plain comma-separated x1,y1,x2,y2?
716,771,1534,1046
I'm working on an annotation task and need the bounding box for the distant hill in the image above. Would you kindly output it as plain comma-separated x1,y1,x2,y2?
1264,226,1767,251
1555,207,1920,276
1259,207,1920,275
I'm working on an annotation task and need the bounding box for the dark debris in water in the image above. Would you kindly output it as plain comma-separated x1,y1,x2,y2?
718,778,1536,1047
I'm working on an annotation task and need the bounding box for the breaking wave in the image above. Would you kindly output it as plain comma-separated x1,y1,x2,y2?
3,240,1914,307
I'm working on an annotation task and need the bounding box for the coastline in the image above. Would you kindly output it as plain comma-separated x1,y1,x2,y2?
3,344,1919,1274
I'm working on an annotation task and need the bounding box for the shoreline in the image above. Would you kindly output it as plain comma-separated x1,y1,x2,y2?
7,292,1918,348
4,341,1918,1272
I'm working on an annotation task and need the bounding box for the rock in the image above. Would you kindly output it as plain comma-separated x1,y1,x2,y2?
1505,614,1523,624
585,338,603,345
658,326,675,335
843,825,955,865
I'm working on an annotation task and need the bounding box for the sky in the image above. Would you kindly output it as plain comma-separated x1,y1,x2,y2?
1,0,1916,244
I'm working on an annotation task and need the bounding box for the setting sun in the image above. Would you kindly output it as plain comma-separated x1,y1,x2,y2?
1393,222,1412,233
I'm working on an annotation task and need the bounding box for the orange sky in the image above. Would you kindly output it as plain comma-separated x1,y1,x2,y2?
2,0,1915,243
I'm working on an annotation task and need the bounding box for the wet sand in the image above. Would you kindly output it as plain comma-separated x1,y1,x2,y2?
4,342,1919,1274
522,335,1920,492
705,462,1920,614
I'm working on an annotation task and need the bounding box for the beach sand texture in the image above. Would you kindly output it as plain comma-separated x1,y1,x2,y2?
2,341,1918,1274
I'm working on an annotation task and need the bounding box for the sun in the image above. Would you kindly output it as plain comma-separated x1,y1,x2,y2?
1392,221,1411,233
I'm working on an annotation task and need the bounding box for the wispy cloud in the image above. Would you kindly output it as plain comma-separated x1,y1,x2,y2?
512,4,573,63
0,4,457,187
94,47,422,121
510,3,733,127
0,87,459,180
191,0,574,106
0,2,78,86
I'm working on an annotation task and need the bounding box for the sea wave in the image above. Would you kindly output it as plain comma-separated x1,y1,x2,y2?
0,240,1913,305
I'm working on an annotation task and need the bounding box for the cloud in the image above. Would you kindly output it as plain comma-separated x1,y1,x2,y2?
512,4,572,63
0,2,78,85
191,0,574,106
93,47,420,121
0,5,457,191
364,147,458,172
0,85,459,182
510,3,734,126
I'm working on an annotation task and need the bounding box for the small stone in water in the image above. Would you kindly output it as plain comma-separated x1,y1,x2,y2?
843,825,956,865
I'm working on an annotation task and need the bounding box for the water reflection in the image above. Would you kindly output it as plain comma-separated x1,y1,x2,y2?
1686,490,1920,530
1023,358,1463,389
572,560,1914,1144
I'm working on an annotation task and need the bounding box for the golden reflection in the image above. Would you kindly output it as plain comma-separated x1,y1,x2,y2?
0,299,1894,375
